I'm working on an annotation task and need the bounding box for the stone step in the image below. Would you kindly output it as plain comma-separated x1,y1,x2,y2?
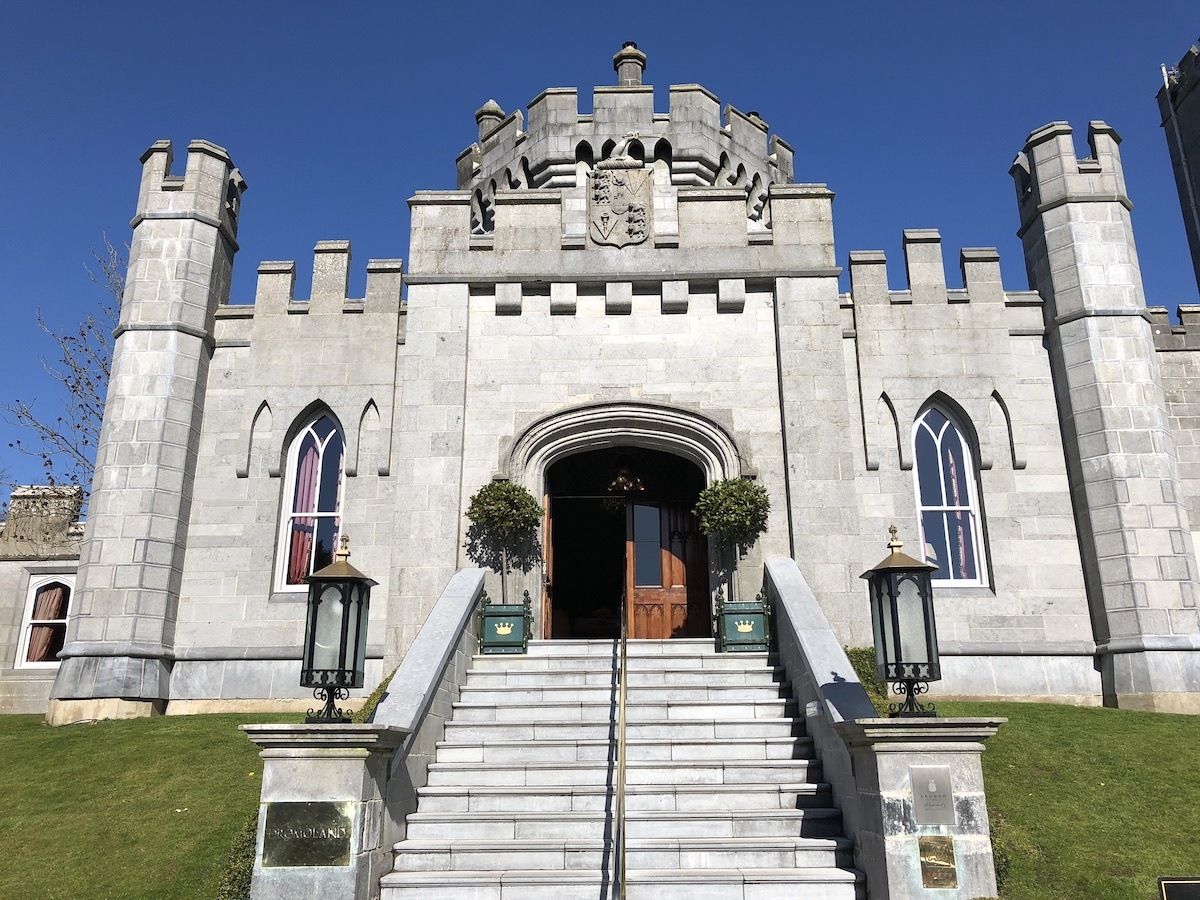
441,717,801,744
449,698,797,723
457,683,789,703
381,866,865,900
404,808,847,841
463,666,787,688
521,638,721,656
469,652,778,672
435,735,813,764
425,758,822,788
414,782,833,814
392,835,854,872
382,637,861,899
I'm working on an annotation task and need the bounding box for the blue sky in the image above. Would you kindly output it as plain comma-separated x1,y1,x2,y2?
1,2,1198,493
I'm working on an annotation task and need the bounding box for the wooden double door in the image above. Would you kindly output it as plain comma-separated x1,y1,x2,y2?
625,501,709,639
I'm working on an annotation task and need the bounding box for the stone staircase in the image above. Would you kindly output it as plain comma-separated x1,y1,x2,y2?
381,638,865,899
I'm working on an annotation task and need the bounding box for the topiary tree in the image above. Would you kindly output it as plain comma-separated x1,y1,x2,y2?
694,477,771,600
465,480,543,603
694,477,770,549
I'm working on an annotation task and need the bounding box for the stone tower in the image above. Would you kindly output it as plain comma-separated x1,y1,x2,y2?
48,140,246,725
1012,121,1200,712
1158,43,1200,295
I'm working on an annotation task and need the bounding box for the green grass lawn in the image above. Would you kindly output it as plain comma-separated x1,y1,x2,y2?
0,713,297,900
1,704,1197,899
942,701,1200,900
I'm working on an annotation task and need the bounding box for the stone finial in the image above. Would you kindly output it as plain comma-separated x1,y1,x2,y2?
613,41,647,86
474,99,505,141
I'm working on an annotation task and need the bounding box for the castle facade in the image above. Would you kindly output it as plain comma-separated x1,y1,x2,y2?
3,44,1199,721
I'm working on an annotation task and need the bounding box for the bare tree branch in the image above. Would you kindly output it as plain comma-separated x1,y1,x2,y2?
2,234,123,503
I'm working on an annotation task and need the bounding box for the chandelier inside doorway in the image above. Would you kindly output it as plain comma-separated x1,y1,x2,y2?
603,461,646,513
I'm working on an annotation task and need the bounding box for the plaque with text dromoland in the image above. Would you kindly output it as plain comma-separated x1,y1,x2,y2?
1160,877,1200,900
262,801,353,867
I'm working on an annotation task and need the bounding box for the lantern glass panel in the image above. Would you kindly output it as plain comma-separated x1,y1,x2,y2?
353,584,369,678
313,584,345,673
896,574,929,666
869,575,891,674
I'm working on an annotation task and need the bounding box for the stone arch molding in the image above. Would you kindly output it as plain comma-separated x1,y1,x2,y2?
507,402,744,490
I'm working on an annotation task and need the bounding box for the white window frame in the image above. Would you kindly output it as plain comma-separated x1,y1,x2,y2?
912,406,988,586
15,574,75,669
275,415,345,593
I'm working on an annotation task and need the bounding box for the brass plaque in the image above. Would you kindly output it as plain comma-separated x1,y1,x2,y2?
1160,877,1200,900
911,764,956,826
918,836,958,889
262,801,353,867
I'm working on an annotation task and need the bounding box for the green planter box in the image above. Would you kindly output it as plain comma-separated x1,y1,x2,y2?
478,591,532,654
716,592,772,652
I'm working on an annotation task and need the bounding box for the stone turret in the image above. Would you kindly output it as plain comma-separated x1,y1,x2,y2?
455,44,794,199
1158,44,1200,295
1013,121,1200,712
48,140,246,725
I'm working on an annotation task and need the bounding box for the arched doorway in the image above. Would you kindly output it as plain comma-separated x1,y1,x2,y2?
544,447,709,640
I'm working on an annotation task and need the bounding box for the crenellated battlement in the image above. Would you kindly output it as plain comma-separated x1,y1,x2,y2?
847,230,1041,319
230,242,404,317
1150,304,1200,351
134,139,247,246
1010,120,1128,237
455,44,794,237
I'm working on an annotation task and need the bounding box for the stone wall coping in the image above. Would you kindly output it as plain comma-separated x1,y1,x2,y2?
371,568,485,732
833,717,1006,752
940,640,1096,656
408,191,471,207
765,557,877,723
769,183,833,199
240,722,410,751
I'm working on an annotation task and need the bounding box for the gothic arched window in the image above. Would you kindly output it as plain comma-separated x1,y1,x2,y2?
278,415,344,590
913,406,986,583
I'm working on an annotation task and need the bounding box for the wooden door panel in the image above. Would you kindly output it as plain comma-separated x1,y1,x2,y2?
627,502,708,639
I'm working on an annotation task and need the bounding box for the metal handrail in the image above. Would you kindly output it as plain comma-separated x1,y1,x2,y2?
615,590,629,899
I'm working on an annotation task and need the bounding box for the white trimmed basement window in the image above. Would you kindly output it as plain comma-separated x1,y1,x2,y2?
16,575,74,668
913,406,987,585
276,414,345,592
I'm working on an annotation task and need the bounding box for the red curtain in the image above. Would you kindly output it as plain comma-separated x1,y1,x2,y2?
286,445,321,584
25,584,67,663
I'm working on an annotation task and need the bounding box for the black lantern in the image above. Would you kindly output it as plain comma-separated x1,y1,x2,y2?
861,525,941,716
302,534,376,723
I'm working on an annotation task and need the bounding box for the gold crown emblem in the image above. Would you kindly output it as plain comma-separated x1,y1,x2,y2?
735,619,754,633
494,622,514,636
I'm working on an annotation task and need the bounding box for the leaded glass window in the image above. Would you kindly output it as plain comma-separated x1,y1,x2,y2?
278,415,344,590
913,407,985,583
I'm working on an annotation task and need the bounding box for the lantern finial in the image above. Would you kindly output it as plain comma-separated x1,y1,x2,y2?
336,533,350,562
887,523,902,553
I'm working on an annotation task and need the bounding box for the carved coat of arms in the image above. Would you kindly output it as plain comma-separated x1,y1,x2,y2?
589,145,652,248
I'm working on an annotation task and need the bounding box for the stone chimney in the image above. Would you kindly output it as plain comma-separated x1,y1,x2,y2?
613,41,647,86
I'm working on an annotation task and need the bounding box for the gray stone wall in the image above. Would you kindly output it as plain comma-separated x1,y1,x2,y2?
170,245,402,706
847,232,1096,699
1153,306,1200,532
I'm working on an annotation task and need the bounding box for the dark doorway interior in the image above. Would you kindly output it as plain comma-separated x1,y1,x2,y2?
545,446,708,639
549,497,625,638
